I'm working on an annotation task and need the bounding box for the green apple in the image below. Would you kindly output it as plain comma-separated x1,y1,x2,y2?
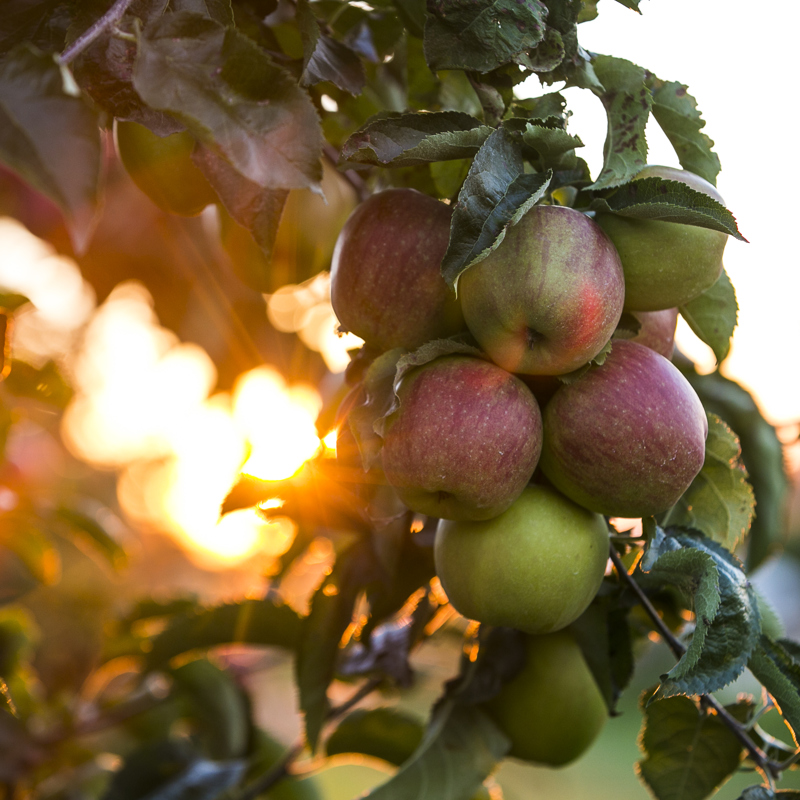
539,340,708,518
330,189,465,352
434,484,608,632
481,630,607,766
595,165,728,311
381,355,542,521
629,307,679,359
459,205,625,375
115,120,217,217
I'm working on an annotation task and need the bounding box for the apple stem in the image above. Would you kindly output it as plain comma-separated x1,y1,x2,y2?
526,327,545,350
608,543,782,786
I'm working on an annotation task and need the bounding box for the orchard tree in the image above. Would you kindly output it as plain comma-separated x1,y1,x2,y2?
0,1,798,799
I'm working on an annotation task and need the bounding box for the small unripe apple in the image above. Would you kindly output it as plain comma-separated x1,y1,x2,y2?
629,308,679,359
595,166,728,311
539,340,708,518
459,206,625,375
434,484,608,633
481,630,607,766
381,356,542,521
330,189,464,352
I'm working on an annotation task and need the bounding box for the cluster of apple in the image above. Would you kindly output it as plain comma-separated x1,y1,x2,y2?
330,169,724,762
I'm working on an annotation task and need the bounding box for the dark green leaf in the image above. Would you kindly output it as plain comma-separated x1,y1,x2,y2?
637,694,751,800
423,0,548,73
392,0,427,37
641,528,761,697
648,76,720,186
748,636,800,744
590,177,746,240
430,157,471,198
508,118,583,170
0,44,101,252
0,513,60,586
103,740,197,800
172,659,249,759
588,55,650,190
169,0,234,25
679,269,738,363
0,1,73,56
508,91,569,126
133,12,323,190
145,599,302,669
362,702,509,799
326,708,424,765
613,0,640,9
192,144,288,287
296,539,383,750
0,293,30,312
340,111,491,167
577,0,599,23
663,414,754,552
296,0,366,94
135,759,246,800
441,127,552,289
55,505,128,569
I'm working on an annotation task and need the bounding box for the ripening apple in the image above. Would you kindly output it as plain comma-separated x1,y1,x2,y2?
629,308,679,359
539,340,708,518
434,484,608,633
481,630,607,766
381,355,542,521
115,120,217,217
594,165,728,311
330,189,464,352
459,205,625,375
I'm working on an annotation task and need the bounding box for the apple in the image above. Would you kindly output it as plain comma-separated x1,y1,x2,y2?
330,189,465,352
434,484,608,632
629,308,679,359
381,355,542,521
115,120,217,217
458,205,625,375
594,165,728,311
481,630,607,766
539,340,708,518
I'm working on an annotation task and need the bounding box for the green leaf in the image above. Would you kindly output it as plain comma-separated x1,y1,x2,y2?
508,91,569,126
326,708,425,766
172,659,249,759
747,635,800,745
664,414,755,552
516,119,583,169
588,55,650,190
296,539,383,751
648,76,720,186
133,12,323,190
441,127,552,289
55,505,128,569
681,369,788,571
296,0,365,95
641,528,761,697
116,757,246,800
577,0,599,23
423,0,548,73
392,0,427,37
0,0,73,57
0,514,60,586
590,177,746,240
430,157,471,198
679,269,738,364
362,702,510,799
3,359,73,408
613,0,640,10
0,293,30,312
637,694,751,800
169,0,234,26
145,599,303,669
0,44,102,252
340,111,492,168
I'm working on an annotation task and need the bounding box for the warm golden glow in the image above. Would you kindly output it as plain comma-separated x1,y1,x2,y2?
266,273,363,373
60,283,326,567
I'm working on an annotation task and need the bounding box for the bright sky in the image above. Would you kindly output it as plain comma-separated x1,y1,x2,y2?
547,0,800,429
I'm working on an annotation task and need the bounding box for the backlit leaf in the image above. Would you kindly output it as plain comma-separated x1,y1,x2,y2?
326,708,424,766
748,635,800,745
0,45,101,252
664,414,755,552
588,55,650,190
679,269,738,363
133,12,323,190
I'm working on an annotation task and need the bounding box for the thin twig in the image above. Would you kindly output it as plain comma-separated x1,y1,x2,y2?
609,543,779,785
59,0,135,64
322,143,370,203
